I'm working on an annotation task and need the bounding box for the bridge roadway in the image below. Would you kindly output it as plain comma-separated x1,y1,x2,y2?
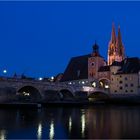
0,77,109,103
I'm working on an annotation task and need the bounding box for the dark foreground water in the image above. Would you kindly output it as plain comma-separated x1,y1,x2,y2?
0,105,140,139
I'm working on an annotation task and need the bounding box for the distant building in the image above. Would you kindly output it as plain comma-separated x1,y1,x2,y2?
60,23,140,94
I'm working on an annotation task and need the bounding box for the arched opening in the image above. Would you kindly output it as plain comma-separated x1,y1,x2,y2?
99,78,110,89
17,86,41,102
88,92,109,102
43,90,61,102
60,89,74,101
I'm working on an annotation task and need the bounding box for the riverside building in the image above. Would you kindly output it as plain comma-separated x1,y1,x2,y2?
60,23,140,94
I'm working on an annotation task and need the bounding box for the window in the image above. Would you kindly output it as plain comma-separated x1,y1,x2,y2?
120,75,122,78
125,90,128,93
125,84,128,87
119,81,123,84
130,90,133,93
125,77,128,80
91,62,95,66
120,87,123,90
130,84,134,87
115,90,117,93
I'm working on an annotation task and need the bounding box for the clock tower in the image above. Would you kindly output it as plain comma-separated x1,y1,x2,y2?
88,42,106,81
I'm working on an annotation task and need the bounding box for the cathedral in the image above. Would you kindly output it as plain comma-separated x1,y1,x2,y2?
60,23,140,94
108,23,125,65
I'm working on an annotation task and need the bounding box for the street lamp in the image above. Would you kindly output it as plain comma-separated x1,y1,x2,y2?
3,69,7,74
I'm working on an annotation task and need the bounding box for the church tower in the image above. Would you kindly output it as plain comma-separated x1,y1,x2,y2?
108,23,125,65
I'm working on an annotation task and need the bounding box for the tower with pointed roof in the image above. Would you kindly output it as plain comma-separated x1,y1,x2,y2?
108,23,125,65
88,42,106,80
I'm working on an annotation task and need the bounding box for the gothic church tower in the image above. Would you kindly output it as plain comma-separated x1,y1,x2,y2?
108,23,125,65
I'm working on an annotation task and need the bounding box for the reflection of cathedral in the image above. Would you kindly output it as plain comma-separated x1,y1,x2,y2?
60,23,140,94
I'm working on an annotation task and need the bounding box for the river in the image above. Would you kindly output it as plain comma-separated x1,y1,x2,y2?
0,105,140,139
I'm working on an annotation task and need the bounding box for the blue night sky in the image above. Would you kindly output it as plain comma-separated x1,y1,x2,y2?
0,1,140,78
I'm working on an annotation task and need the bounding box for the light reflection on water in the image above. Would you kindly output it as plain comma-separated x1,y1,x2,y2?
68,117,72,133
81,109,85,138
0,130,6,140
37,123,42,140
0,106,140,139
49,120,54,140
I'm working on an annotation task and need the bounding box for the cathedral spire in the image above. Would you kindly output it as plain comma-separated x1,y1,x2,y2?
117,25,125,57
111,22,116,43
108,23,125,65
117,25,122,47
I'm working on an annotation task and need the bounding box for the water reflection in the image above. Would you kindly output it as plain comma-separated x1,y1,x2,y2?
0,106,140,139
0,130,6,140
37,123,42,140
81,109,85,138
68,117,72,133
49,120,54,140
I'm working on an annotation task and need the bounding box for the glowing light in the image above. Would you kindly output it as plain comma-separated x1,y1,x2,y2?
92,82,96,88
100,81,103,87
81,110,85,138
82,86,93,92
39,77,43,81
49,120,54,140
51,76,54,80
105,85,109,89
69,117,72,133
37,123,42,140
3,70,7,74
69,82,72,85
82,81,85,84
23,92,30,96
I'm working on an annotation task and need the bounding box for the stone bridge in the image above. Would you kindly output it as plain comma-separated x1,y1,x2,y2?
0,77,109,103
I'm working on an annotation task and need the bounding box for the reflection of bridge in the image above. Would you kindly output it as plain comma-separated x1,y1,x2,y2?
0,77,109,102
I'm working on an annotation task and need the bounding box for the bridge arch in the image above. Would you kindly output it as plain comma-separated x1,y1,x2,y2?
59,89,75,100
17,86,42,102
98,78,110,89
88,91,109,102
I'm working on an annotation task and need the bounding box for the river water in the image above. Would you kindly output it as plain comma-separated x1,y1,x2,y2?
0,105,140,139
